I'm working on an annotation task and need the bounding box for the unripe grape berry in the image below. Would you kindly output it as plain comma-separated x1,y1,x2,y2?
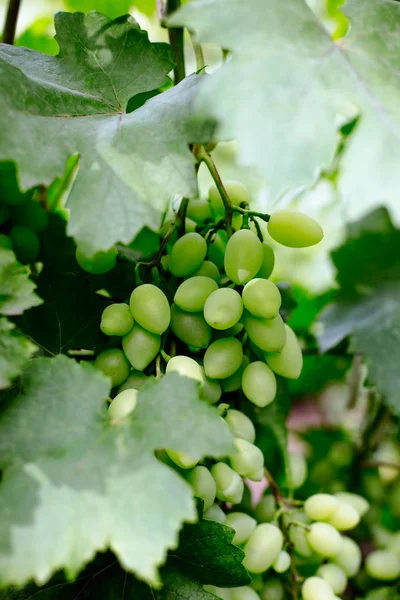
207,230,227,270
187,465,216,511
108,389,138,420
229,438,264,481
242,279,281,319
307,522,343,557
204,337,243,379
224,229,264,285
225,512,257,545
122,325,161,371
254,494,276,523
289,515,313,558
224,409,256,444
304,494,339,521
211,462,244,504
327,500,360,531
204,288,243,330
272,550,291,573
169,232,207,277
302,576,335,600
118,371,149,393
186,198,212,223
201,377,222,404
265,325,303,379
365,550,400,581
170,303,211,349
241,361,277,407
334,491,370,517
260,578,284,600
100,303,133,336
243,312,286,353
255,242,275,280
129,284,170,335
221,356,250,393
188,259,221,284
288,451,308,489
95,348,130,387
166,355,204,384
209,180,249,219
174,276,218,312
332,536,362,577
231,586,260,600
203,503,227,523
166,449,198,470
267,210,324,248
75,246,117,274
317,563,348,595
243,523,283,573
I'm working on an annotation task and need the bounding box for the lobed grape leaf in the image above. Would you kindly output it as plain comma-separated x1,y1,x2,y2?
0,12,213,256
318,208,400,414
171,0,400,224
0,249,42,316
0,357,234,587
0,319,36,390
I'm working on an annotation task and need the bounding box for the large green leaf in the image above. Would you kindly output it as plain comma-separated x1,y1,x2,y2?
0,357,234,587
0,12,212,255
171,0,400,223
0,319,36,390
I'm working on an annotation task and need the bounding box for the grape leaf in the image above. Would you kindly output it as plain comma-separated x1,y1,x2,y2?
0,12,212,255
0,358,234,587
318,208,400,414
171,0,400,223
0,249,42,316
0,319,36,389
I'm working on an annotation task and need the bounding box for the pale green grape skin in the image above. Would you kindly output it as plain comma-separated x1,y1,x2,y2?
166,355,204,384
243,312,286,352
289,451,308,489
9,226,40,263
307,522,343,557
174,276,218,312
187,465,216,511
304,494,338,521
209,180,249,219
189,260,221,284
327,500,360,531
0,234,12,249
224,229,263,285
118,371,150,393
207,230,228,270
332,536,362,577
100,303,134,336
230,438,264,481
185,217,197,233
241,361,277,407
225,512,257,545
75,246,117,274
242,279,281,319
254,494,276,523
243,523,283,574
365,550,400,581
95,348,130,387
169,232,207,277
201,377,222,404
129,284,170,335
224,408,256,443
221,356,250,393
317,563,348,595
108,389,138,420
122,325,161,371
255,242,275,280
272,550,291,573
231,585,260,600
260,578,284,600
204,586,232,600
365,589,393,600
334,491,370,517
203,503,227,523
166,449,198,469
302,576,335,600
288,513,313,558
204,337,243,379
387,532,400,557
204,288,243,330
267,210,324,248
265,325,303,379
170,303,211,348
187,198,212,223
211,462,244,504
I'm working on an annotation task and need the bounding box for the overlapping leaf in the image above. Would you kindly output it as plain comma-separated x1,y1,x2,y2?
171,0,400,223
0,357,234,587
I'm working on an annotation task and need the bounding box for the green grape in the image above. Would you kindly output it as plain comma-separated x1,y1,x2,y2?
301,577,335,600
166,449,197,470
76,246,117,274
166,355,204,384
306,522,343,557
242,279,281,319
169,232,207,277
388,532,400,557
174,276,218,312
241,361,277,407
243,312,286,352
11,199,48,232
209,180,249,219
186,198,212,223
332,537,361,577
304,494,339,521
207,230,228,270
161,254,170,271
224,229,263,285
203,503,227,523
189,260,221,284
9,225,40,263
95,348,130,387
203,586,232,600
317,563,348,595
203,337,243,379
118,371,150,393
0,204,10,225
365,588,394,600
122,325,161,371
376,440,400,483
211,462,244,504
327,500,360,531
288,451,308,488
221,356,250,393
265,325,303,379
224,408,256,443
366,550,400,581
334,491,370,517
260,578,284,600
267,210,324,248
288,512,313,557
231,586,260,600
170,303,212,348
272,549,291,573
0,234,12,249
255,242,275,280
204,288,243,330
232,212,243,231
100,303,134,336
243,523,283,574
201,377,222,404
225,512,257,545
185,217,197,233
230,438,264,481
108,389,138,420
129,284,170,335
254,494,276,523
187,465,216,511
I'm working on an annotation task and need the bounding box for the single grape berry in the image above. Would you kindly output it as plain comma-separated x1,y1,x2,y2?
207,230,227,270
95,348,130,387
332,536,362,577
302,576,335,600
203,287,243,330
186,198,212,223
327,500,360,531
203,337,243,379
365,550,400,581
170,303,211,348
241,361,277,407
118,371,150,393
166,355,204,384
108,389,138,420
188,259,221,284
243,311,286,352
243,523,283,574
225,408,256,443
317,563,348,595
307,522,343,557
122,325,161,371
224,229,263,285
166,449,198,470
272,550,291,573
211,462,244,504
174,276,218,312
76,246,117,274
225,512,257,546
187,465,216,511
254,494,276,523
334,491,370,517
231,585,260,600
304,493,339,521
169,232,207,277
229,438,264,481
242,279,281,319
267,210,324,248
288,451,308,489
203,503,227,523
255,242,275,280
100,303,134,336
129,284,170,335
201,377,222,404
265,324,303,379
209,180,249,219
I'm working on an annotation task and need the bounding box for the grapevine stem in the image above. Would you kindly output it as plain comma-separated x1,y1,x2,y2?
362,460,400,471
2,0,21,44
264,467,283,503
189,30,206,73
166,0,186,84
